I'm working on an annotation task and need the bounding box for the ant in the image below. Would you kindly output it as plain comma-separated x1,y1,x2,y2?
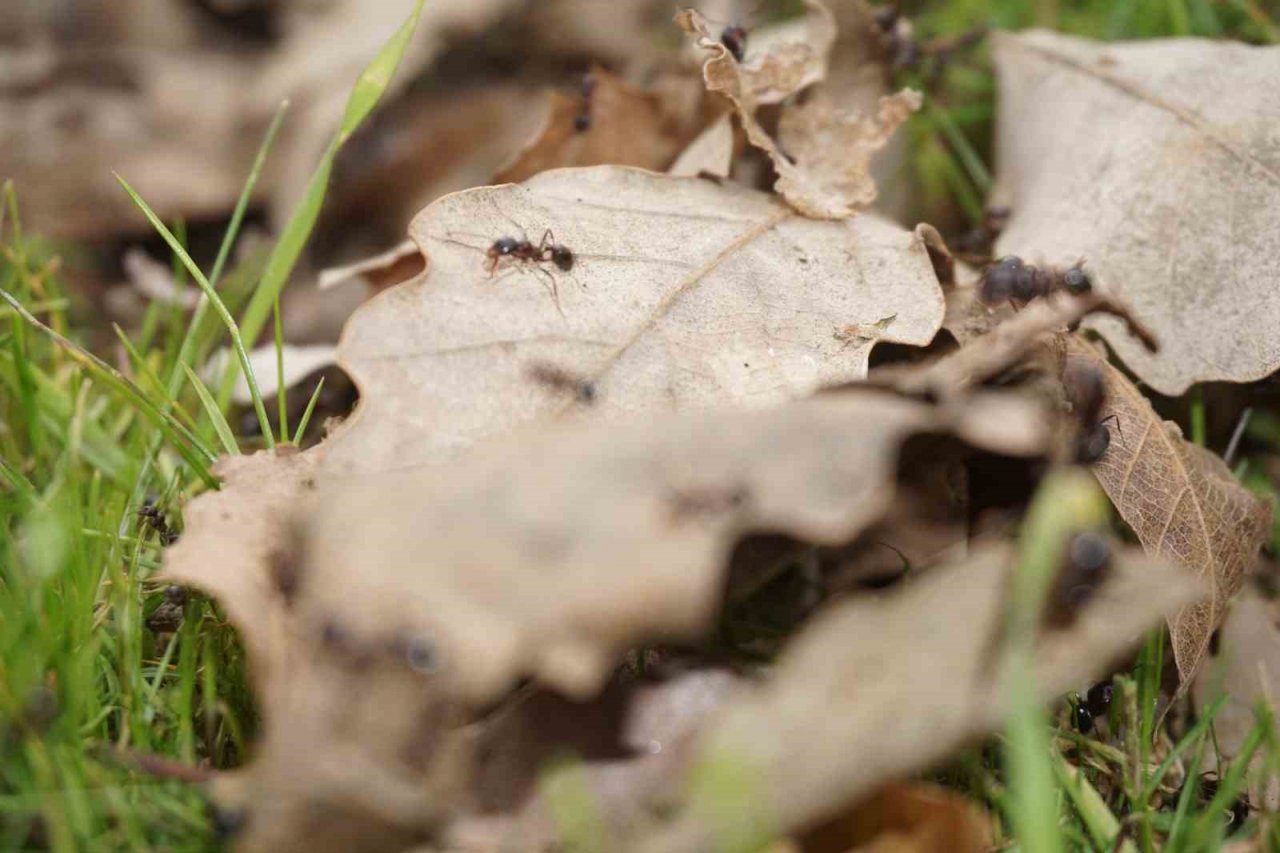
442,214,576,315
138,498,178,545
1071,679,1113,734
526,362,596,404
1062,360,1122,464
978,256,1094,309
574,72,596,132
1046,531,1112,629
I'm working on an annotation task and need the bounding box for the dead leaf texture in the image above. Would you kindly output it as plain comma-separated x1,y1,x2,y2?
165,389,1050,851
993,30,1280,395
321,165,946,475
495,66,702,184
636,542,1198,853
678,1,920,219
1068,340,1273,682
305,392,1017,704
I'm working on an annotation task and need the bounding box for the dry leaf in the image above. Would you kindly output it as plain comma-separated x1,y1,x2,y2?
669,113,735,178
1068,340,1273,681
636,542,1198,852
306,392,979,703
495,67,699,184
678,1,919,219
317,240,424,292
322,165,946,475
799,782,994,853
992,31,1280,395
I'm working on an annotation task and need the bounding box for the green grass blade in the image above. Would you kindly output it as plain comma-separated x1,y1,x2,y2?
114,175,275,448
292,376,325,446
274,296,288,443
0,288,218,488
232,0,426,360
181,365,240,457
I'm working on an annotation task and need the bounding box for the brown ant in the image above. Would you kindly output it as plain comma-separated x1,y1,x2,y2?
978,256,1094,308
1046,531,1112,629
526,362,596,404
574,72,597,132
449,223,575,316
138,499,178,546
1062,360,1122,464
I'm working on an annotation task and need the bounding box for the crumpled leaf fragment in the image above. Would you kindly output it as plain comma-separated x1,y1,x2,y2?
678,1,919,219
992,30,1280,395
495,67,702,184
636,542,1198,852
322,165,945,475
203,343,337,406
1068,340,1273,681
668,113,735,178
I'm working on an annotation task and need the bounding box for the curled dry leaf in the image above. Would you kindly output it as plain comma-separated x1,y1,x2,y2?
1068,340,1273,681
637,542,1198,852
678,1,919,219
322,165,946,475
495,67,701,184
317,239,425,293
992,31,1280,395
306,392,1005,703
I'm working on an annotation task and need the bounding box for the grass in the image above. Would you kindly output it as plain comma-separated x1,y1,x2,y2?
2,0,1279,849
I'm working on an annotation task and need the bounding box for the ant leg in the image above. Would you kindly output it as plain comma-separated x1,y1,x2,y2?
1099,414,1123,445
531,266,565,317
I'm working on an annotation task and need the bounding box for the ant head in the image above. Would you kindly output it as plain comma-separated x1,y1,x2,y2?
1063,263,1093,295
550,245,574,272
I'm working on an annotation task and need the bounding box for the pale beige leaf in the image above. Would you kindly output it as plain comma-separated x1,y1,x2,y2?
1068,341,1273,681
992,31,1280,395
203,343,337,406
321,165,945,475
637,543,1197,852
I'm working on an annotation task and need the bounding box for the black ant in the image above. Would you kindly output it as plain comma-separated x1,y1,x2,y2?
138,499,178,545
978,255,1094,309
574,72,596,133
526,362,596,404
1046,531,1112,629
1071,679,1113,734
1062,360,1122,464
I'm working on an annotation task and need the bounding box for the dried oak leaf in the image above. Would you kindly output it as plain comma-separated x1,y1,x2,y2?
678,1,920,219
1068,340,1273,682
321,165,946,475
495,67,700,184
668,113,735,178
305,392,1016,703
637,542,1198,852
992,30,1280,395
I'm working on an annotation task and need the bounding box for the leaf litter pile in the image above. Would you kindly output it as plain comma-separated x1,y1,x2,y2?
3,1,1280,851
